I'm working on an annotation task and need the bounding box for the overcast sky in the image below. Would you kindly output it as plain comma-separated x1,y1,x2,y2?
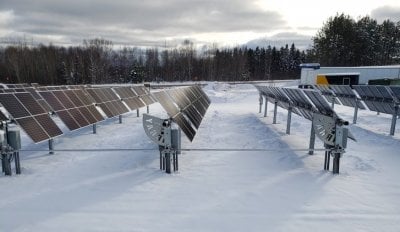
1,0,399,49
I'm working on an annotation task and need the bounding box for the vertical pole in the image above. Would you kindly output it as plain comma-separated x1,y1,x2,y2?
273,101,278,124
308,119,316,155
3,154,11,176
1,153,7,173
93,123,97,134
331,97,335,109
259,94,263,113
165,153,171,174
286,107,292,135
49,139,54,155
137,109,140,117
159,151,162,170
390,106,398,136
353,99,359,124
332,153,340,174
263,97,268,117
14,152,21,174
119,115,122,124
147,105,150,114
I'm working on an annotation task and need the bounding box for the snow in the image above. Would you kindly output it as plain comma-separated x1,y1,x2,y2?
1,82,400,231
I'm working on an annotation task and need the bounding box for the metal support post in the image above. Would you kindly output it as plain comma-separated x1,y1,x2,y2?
3,154,11,176
263,97,268,117
259,94,263,113
119,115,122,124
93,124,97,134
137,109,140,117
332,152,341,174
286,107,292,135
308,120,316,155
14,152,21,174
331,97,335,109
390,106,398,136
353,100,359,124
146,105,149,114
324,144,331,170
165,153,171,174
273,101,278,124
48,139,54,155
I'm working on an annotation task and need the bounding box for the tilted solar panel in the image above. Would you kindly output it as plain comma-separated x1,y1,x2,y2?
0,92,63,143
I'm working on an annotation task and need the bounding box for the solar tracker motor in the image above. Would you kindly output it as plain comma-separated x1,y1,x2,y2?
143,114,180,174
313,113,354,174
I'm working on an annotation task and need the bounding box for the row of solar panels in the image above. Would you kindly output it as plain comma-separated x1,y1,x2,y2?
153,85,211,141
314,85,400,116
0,85,156,143
255,85,337,121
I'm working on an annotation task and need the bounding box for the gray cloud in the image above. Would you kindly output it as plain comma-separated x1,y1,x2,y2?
0,0,287,46
246,32,313,50
371,5,400,23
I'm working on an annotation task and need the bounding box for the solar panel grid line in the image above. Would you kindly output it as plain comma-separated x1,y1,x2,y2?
14,117,50,143
77,106,98,124
98,103,114,118
87,105,104,122
66,108,88,127
64,90,85,107
14,92,47,116
0,93,30,119
53,91,75,109
172,113,196,142
34,114,63,138
303,90,334,117
38,91,66,111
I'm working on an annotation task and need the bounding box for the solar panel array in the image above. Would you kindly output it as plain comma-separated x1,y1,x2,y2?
256,85,338,121
85,88,129,118
353,85,398,115
39,89,104,130
153,85,210,141
0,92,63,143
324,85,365,109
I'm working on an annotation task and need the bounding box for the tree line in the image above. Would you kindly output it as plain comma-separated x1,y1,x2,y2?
0,14,399,85
0,39,306,85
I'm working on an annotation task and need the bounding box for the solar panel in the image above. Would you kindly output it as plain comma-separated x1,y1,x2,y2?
153,91,180,117
0,94,30,118
85,88,129,118
330,85,365,109
39,89,104,131
15,92,47,115
303,90,335,117
314,85,340,104
15,117,49,143
0,92,63,143
34,114,63,137
353,85,396,114
173,113,196,141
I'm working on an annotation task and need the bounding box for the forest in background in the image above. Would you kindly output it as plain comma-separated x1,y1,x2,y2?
0,14,399,85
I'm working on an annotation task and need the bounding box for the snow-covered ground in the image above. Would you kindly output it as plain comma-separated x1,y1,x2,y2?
1,82,399,232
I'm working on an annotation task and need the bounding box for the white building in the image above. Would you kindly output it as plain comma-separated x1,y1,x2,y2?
300,63,400,86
